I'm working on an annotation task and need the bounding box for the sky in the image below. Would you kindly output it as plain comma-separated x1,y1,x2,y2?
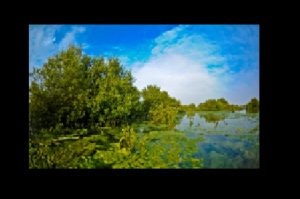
29,24,259,105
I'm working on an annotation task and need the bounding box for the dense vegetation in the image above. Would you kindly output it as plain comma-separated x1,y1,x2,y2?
141,85,181,129
246,98,259,113
29,46,201,168
29,46,259,169
197,98,244,111
30,46,141,134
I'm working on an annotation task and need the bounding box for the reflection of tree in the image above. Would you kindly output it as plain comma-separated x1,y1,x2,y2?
189,120,194,128
187,110,195,128
214,121,219,128
199,113,226,128
199,113,225,124
175,112,185,123
246,113,259,119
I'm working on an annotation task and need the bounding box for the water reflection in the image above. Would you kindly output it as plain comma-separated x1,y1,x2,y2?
199,112,226,123
175,111,259,168
135,110,259,168
186,111,195,128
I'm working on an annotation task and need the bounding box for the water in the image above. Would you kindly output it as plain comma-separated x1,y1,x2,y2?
175,111,259,168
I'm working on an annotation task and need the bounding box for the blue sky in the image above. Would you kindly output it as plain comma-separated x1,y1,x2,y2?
29,24,259,105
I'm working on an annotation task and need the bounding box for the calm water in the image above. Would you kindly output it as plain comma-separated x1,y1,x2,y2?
175,111,259,168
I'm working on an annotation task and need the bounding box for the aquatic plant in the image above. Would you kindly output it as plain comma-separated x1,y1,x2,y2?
94,129,204,168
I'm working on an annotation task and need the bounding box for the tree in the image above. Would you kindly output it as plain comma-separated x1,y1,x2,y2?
198,98,233,111
246,98,259,113
29,45,204,169
141,85,180,120
87,57,141,128
29,45,142,135
140,85,181,127
30,46,90,134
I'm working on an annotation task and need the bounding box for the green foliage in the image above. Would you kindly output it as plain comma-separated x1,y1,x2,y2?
94,129,204,168
30,46,91,133
29,126,203,169
87,58,142,128
29,135,98,168
141,85,180,118
230,104,244,111
246,98,259,113
149,104,178,129
30,110,204,169
179,103,196,112
200,113,225,123
119,125,137,151
197,98,243,111
141,85,180,128
198,98,229,111
30,46,141,136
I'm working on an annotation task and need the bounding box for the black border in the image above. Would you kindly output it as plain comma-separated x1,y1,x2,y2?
7,10,279,187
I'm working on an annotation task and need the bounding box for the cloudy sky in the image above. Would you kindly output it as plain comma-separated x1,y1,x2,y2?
29,24,259,105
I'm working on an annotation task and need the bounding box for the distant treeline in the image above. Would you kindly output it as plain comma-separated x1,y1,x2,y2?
180,98,259,113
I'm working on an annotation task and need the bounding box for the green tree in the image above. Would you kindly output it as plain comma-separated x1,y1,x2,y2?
140,85,181,128
29,45,142,136
87,57,141,128
198,98,232,111
246,98,259,113
30,46,90,134
142,86,176,111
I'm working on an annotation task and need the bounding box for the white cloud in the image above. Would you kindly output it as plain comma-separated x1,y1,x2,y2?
133,54,222,104
152,25,188,54
81,43,90,49
132,25,259,105
58,26,86,51
29,25,60,71
29,25,86,72
132,26,228,105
